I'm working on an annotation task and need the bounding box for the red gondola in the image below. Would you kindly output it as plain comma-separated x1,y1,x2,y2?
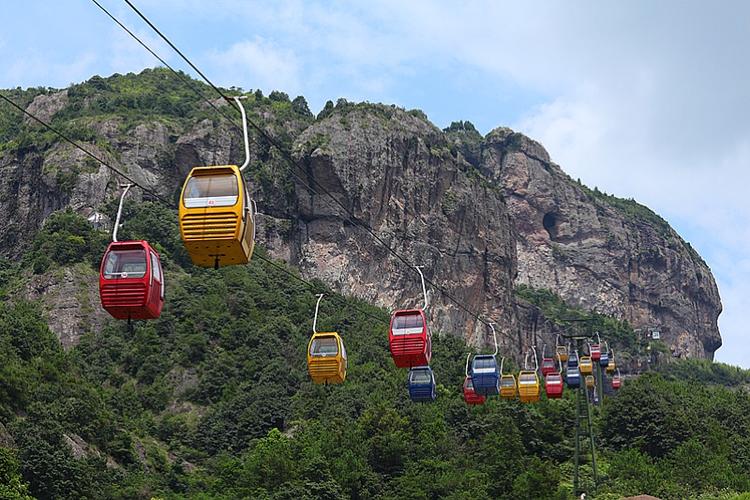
98,185,164,321
389,309,431,368
389,266,432,368
541,357,556,376
590,333,602,362
99,240,164,320
463,376,486,405
612,369,622,390
590,343,601,362
545,372,564,399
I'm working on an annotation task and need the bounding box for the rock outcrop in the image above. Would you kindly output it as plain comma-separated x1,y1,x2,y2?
478,128,721,358
0,72,722,360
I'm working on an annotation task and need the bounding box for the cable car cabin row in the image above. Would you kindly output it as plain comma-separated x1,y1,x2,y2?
541,356,556,376
389,309,431,368
545,372,564,399
409,366,436,402
307,332,347,384
471,354,500,396
179,165,255,269
99,241,164,320
463,376,486,405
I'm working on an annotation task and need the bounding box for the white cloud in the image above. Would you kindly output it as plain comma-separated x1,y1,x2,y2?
206,38,301,95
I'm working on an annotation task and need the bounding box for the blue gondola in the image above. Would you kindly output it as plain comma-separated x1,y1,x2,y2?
567,350,579,369
567,365,581,388
599,351,609,367
471,354,500,396
408,366,436,402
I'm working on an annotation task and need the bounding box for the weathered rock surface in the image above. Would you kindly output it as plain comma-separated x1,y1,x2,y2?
0,75,722,360
289,106,517,344
24,264,107,349
480,128,722,359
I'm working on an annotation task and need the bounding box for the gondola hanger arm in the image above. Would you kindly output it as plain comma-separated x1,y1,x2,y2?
415,266,428,310
489,322,498,357
112,183,133,243
232,96,251,172
313,293,324,334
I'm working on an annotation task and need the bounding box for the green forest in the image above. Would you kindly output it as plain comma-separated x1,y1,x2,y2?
0,204,748,499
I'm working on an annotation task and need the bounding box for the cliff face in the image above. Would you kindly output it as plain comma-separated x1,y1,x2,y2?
0,72,722,360
477,128,722,359
287,106,517,346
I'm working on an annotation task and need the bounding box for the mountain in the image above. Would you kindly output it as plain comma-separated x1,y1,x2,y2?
0,68,721,364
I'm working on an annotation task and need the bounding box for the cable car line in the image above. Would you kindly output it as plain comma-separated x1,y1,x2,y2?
89,0,331,209
117,0,509,335
0,89,386,328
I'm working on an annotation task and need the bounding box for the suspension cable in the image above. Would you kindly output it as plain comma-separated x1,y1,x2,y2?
119,0,505,333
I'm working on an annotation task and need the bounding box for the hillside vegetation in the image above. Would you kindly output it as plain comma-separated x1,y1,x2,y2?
0,204,747,499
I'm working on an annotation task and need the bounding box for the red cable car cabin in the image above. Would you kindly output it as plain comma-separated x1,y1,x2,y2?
463,376,486,405
99,241,165,320
590,343,601,361
541,357,556,376
545,372,564,399
612,375,622,390
389,309,431,368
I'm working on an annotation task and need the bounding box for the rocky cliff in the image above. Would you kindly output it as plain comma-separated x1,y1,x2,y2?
0,69,722,360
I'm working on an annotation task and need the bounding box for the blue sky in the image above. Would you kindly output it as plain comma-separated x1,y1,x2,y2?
3,1,749,366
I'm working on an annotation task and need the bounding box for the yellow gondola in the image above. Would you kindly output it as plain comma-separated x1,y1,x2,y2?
518,370,540,403
580,355,593,375
307,332,347,384
500,374,517,399
307,294,347,384
555,335,568,363
178,97,256,269
585,374,595,388
606,358,616,374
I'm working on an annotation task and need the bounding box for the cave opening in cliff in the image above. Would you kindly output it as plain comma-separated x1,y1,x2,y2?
542,212,558,238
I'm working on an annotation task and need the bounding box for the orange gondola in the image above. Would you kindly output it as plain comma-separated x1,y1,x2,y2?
178,96,257,269
307,295,347,384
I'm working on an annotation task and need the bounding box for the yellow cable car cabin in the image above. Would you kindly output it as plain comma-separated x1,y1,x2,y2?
517,371,540,403
500,374,517,399
556,345,569,363
580,355,593,375
307,332,347,384
585,374,595,388
179,165,255,268
606,358,616,374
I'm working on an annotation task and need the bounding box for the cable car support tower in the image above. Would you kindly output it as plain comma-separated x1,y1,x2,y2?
560,321,599,497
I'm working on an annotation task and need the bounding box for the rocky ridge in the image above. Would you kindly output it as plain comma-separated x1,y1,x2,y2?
0,71,722,361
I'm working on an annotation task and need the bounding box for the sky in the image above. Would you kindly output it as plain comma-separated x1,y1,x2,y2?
2,1,748,366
